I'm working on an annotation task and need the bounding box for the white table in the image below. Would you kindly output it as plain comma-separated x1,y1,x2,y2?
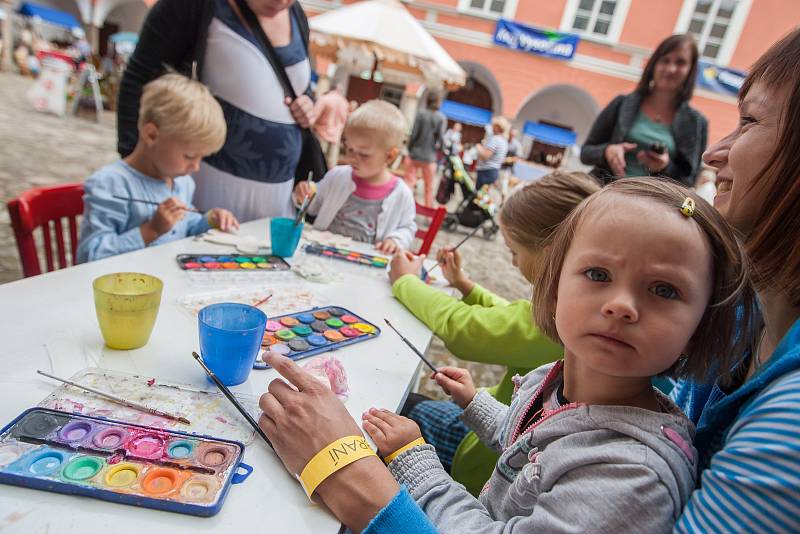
0,219,441,533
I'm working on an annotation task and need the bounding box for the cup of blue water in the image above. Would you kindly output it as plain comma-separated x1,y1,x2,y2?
270,217,304,257
198,303,267,386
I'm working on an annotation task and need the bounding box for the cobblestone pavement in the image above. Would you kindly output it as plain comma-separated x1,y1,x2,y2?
0,71,531,399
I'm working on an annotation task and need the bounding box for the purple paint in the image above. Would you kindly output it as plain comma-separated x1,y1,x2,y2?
57,421,94,444
92,427,130,450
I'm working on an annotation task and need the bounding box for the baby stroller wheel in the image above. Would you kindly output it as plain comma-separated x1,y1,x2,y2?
443,214,459,232
483,224,499,241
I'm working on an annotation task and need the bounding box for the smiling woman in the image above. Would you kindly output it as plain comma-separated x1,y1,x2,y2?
580,34,708,186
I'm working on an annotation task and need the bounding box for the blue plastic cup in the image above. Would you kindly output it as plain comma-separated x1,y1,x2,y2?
198,303,267,386
270,217,304,257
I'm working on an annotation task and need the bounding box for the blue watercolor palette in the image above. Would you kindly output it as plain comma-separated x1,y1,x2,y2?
255,306,381,368
176,254,290,272
0,408,252,517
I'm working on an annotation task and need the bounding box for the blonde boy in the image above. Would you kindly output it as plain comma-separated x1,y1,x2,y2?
294,100,416,254
78,73,238,263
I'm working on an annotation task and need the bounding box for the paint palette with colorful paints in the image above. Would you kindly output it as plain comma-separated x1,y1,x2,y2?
256,306,380,368
303,243,389,269
176,254,291,272
0,408,252,516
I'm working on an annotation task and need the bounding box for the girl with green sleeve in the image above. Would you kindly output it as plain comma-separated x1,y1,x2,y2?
387,171,600,495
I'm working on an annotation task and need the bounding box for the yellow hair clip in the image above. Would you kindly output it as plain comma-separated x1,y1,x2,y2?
680,197,696,217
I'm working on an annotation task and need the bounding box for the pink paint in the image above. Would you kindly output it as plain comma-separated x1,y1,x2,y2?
146,378,156,386
108,453,124,465
126,433,166,460
215,416,228,424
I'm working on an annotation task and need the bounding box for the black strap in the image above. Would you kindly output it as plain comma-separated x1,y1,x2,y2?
234,0,298,100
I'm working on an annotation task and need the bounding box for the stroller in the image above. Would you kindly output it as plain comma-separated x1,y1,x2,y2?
436,148,500,240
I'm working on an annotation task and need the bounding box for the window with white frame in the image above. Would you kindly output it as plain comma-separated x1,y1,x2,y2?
684,0,742,61
458,0,518,19
560,0,631,42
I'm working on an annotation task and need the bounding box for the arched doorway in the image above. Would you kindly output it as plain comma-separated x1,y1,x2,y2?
98,0,148,56
514,84,598,166
444,61,502,145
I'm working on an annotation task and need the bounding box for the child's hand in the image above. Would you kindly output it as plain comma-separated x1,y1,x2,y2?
375,238,400,255
434,367,477,409
150,196,187,235
207,208,240,232
362,408,422,458
435,248,474,295
388,251,424,284
293,181,314,205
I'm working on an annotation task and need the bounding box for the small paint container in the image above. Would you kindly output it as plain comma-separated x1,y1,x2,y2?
325,318,344,328
141,467,185,495
197,443,234,469
167,440,196,460
180,475,221,503
307,334,327,347
240,262,256,269
57,420,95,445
104,462,141,488
126,433,166,460
265,320,282,332
310,320,328,333
327,307,346,317
62,456,104,482
0,442,34,468
279,316,300,327
203,262,221,269
312,311,330,320
288,339,310,352
197,256,216,262
340,327,361,338
261,334,278,347
256,263,273,269
183,262,202,269
291,325,312,337
352,323,377,334
297,314,315,324
340,315,359,324
270,344,291,355
14,411,65,440
25,448,69,477
234,257,251,263
251,257,267,263
92,427,130,450
323,330,345,342
275,329,296,341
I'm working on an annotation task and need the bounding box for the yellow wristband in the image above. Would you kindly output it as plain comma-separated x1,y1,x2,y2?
297,435,377,497
383,437,426,464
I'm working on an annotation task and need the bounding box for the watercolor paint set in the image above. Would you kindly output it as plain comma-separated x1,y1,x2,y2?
302,243,389,269
256,306,380,368
0,408,252,516
176,254,291,272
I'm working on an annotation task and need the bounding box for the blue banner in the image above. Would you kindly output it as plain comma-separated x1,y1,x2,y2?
493,19,579,61
696,60,746,97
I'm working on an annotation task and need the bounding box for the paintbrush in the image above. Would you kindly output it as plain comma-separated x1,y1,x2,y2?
253,293,273,307
294,191,316,226
112,195,201,213
36,370,191,425
191,352,273,448
383,319,439,374
423,225,483,280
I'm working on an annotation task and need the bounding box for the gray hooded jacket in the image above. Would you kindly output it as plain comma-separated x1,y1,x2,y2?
389,361,697,533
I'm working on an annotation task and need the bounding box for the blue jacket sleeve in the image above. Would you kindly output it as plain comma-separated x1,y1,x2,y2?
363,488,438,534
77,176,145,263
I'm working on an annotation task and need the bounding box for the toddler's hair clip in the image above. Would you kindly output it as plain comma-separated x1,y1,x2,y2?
680,197,696,217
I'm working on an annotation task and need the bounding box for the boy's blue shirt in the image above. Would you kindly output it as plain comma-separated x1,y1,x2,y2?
77,160,209,263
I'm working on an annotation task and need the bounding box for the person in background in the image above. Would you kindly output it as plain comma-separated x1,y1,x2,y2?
443,122,463,155
581,34,707,187
293,100,416,254
117,0,316,223
475,116,509,189
78,74,238,263
500,128,522,197
404,93,446,207
312,83,349,167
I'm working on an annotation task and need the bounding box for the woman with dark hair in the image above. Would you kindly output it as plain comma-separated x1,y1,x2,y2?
117,0,315,222
581,34,707,187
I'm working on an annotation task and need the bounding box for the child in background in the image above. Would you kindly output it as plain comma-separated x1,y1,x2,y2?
365,178,752,532
387,171,600,496
293,100,416,254
77,73,238,263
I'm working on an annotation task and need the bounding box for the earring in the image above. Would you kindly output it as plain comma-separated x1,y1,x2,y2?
649,79,655,89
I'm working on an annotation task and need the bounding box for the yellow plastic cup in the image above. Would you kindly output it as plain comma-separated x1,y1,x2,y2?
93,273,163,350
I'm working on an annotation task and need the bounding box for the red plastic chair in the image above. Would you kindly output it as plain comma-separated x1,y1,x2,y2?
7,183,85,278
414,203,447,256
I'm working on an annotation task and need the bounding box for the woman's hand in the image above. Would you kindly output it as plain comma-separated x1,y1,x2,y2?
286,95,315,128
362,408,423,458
375,238,400,255
603,142,637,176
434,367,477,409
388,251,424,284
637,149,670,173
293,181,314,206
258,352,363,476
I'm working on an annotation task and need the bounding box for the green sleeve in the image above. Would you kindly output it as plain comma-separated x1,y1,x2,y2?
462,283,510,308
391,275,561,369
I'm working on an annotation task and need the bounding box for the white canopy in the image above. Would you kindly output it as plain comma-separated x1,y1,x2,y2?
309,0,466,87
